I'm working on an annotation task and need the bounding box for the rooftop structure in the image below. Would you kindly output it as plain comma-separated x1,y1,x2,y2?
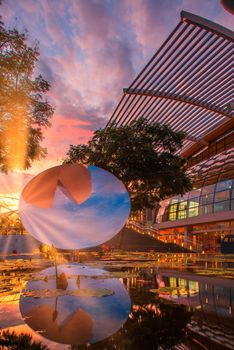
106,11,234,159
106,11,234,253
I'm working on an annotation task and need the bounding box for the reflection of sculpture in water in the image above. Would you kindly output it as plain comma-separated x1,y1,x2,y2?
20,264,131,346
52,272,68,322
26,304,93,345
56,272,68,290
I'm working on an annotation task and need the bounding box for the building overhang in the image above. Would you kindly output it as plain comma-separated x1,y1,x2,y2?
106,11,234,157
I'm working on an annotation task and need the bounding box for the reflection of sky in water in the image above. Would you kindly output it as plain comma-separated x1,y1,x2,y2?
19,166,130,249
20,264,131,345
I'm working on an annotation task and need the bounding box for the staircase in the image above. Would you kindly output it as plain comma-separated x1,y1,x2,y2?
101,227,189,253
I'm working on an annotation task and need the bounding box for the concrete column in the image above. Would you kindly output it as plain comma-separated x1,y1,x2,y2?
184,226,193,249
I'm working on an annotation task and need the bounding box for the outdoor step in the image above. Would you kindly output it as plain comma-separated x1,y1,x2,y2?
99,227,189,252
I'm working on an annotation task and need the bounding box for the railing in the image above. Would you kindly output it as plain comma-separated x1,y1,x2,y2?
127,221,160,239
127,220,204,253
183,237,203,253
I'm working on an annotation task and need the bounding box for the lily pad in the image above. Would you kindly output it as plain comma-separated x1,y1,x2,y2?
22,288,114,299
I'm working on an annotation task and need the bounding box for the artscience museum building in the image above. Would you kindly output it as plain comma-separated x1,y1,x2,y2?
107,11,234,253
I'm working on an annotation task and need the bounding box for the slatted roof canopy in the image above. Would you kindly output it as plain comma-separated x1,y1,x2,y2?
106,11,234,154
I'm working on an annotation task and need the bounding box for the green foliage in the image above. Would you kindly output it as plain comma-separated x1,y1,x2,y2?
0,213,24,234
0,330,49,350
65,117,192,211
0,17,54,172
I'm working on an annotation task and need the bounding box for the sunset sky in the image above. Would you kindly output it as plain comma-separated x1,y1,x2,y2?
1,0,234,174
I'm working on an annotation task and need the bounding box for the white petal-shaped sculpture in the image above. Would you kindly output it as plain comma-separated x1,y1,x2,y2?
22,164,91,208
19,165,130,249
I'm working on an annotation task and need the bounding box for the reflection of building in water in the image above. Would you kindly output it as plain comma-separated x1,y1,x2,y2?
106,10,234,254
156,272,234,318
157,272,234,350
187,319,234,350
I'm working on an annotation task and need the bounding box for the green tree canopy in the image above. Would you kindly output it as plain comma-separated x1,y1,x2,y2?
65,118,192,212
0,17,54,172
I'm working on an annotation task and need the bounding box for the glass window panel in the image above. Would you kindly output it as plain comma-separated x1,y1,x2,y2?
214,190,230,202
216,180,233,192
188,206,199,218
178,278,186,288
189,189,201,200
199,204,213,215
178,210,187,219
214,201,230,212
201,184,216,195
169,277,177,287
170,203,178,212
179,201,187,209
189,198,200,207
200,193,214,205
188,198,199,217
189,281,199,292
168,201,178,221
177,201,187,220
169,211,177,221
232,200,234,211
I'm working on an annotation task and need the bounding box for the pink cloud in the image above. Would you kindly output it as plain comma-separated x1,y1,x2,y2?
39,0,68,44
1,0,233,175
41,115,93,159
122,0,181,58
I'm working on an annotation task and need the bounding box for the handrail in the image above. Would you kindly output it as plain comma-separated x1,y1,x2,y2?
127,220,204,253
127,221,160,238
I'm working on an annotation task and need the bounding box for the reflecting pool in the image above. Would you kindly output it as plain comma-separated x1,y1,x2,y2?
0,255,234,350
20,264,131,346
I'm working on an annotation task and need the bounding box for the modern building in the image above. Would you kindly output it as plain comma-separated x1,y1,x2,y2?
106,11,234,253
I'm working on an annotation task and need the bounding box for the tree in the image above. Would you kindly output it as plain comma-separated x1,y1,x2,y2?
0,330,49,350
65,117,192,212
0,17,54,172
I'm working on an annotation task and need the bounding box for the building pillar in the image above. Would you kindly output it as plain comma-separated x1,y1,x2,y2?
184,226,193,250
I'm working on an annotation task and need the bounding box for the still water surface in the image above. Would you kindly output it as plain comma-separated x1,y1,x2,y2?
0,254,234,350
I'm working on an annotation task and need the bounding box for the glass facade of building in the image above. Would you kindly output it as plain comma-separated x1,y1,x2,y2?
157,178,234,223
